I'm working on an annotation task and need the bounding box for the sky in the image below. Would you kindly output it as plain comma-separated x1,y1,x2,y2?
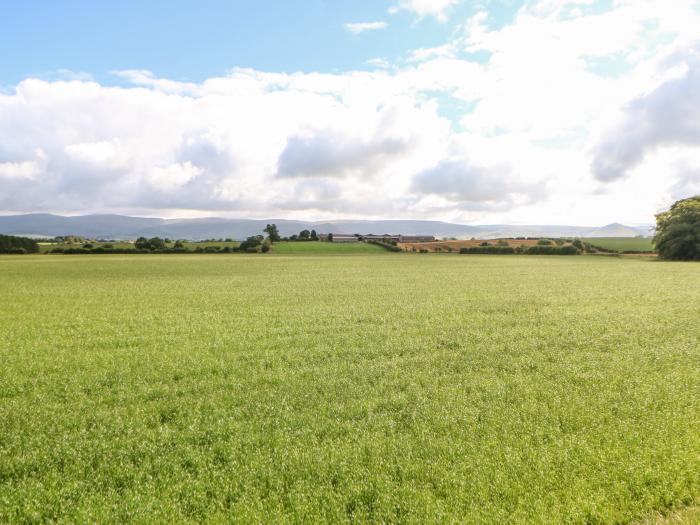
1,0,699,225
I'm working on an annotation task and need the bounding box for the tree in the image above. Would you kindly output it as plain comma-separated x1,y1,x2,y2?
134,237,151,250
174,240,185,249
264,224,281,243
148,237,166,250
654,195,700,260
239,235,264,252
327,233,333,242
0,234,39,254
299,229,311,241
310,229,318,241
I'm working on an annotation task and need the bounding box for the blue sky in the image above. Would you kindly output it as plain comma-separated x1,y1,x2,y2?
0,0,518,84
1,0,699,225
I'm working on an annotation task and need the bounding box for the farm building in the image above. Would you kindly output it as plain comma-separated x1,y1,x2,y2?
324,234,359,243
321,233,436,243
363,234,401,242
399,235,435,242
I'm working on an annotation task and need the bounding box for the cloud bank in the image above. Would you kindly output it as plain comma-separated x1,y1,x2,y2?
1,0,699,225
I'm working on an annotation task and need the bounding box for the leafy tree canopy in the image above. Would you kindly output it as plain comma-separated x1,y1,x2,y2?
264,224,281,243
654,195,700,260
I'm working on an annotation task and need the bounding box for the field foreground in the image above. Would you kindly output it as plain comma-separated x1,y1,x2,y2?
0,254,698,523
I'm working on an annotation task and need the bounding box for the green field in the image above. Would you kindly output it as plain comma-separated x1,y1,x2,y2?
272,241,385,254
581,237,655,252
1,254,698,523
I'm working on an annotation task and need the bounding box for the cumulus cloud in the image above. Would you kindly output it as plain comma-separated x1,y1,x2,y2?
2,0,700,225
591,44,700,181
412,156,546,211
389,0,461,22
345,21,388,35
278,134,409,178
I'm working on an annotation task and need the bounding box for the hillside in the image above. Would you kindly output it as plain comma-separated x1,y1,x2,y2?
0,214,653,241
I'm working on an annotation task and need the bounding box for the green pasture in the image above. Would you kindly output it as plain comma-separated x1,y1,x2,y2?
272,241,385,254
0,254,698,523
581,237,655,252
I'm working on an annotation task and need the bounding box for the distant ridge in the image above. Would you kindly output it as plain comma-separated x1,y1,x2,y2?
0,214,653,240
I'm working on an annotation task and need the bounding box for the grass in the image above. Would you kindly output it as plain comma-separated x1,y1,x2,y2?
0,253,698,523
637,506,700,524
271,241,385,253
581,237,655,252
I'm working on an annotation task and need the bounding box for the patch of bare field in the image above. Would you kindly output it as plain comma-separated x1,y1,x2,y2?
398,238,541,252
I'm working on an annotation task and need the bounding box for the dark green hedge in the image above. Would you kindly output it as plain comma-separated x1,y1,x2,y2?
524,245,580,255
366,240,402,252
460,246,515,254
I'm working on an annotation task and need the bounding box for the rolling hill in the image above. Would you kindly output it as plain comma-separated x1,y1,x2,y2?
0,214,653,241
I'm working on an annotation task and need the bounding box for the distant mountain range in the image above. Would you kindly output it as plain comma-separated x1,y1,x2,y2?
0,214,653,240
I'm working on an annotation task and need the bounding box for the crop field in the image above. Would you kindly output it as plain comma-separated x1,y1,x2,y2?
581,237,655,252
398,238,542,252
0,254,698,523
272,241,385,254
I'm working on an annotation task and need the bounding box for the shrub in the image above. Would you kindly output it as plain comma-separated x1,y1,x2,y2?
537,239,553,246
261,244,270,253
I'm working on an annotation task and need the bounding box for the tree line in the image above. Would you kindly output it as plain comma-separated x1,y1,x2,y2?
0,234,39,254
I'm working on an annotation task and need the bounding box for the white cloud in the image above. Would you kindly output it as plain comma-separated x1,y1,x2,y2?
344,21,388,35
389,0,461,22
591,43,700,181
2,0,700,225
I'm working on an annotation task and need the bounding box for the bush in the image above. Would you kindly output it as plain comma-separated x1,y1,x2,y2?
460,246,515,254
537,239,554,246
261,244,270,253
239,235,264,252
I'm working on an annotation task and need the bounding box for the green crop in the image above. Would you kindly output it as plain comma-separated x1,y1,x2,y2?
0,254,698,523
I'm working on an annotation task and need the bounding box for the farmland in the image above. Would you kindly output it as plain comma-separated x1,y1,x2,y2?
581,237,655,252
0,254,698,523
272,241,385,254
